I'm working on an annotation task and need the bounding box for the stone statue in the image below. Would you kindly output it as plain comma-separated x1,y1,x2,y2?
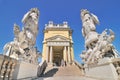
86,29,116,64
81,9,99,48
80,9,119,65
22,8,39,46
3,8,41,64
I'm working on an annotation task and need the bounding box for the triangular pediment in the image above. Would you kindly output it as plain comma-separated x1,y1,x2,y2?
46,35,70,41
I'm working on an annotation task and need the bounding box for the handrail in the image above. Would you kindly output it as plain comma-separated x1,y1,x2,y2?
74,60,83,69
37,60,47,77
74,60,85,75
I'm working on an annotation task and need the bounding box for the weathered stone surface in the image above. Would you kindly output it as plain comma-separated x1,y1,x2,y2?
12,61,38,80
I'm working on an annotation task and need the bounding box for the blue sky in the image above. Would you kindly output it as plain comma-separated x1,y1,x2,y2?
0,0,120,63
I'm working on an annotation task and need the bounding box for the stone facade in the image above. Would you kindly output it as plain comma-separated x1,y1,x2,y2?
42,21,74,65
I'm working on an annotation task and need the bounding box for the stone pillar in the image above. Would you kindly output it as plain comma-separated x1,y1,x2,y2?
50,46,53,63
46,46,49,62
68,46,71,63
64,46,67,62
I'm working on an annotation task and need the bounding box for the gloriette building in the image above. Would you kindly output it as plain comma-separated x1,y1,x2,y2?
42,21,74,66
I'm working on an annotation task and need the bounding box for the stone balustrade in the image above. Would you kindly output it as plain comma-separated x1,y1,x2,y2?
112,58,120,80
0,55,17,80
0,55,41,80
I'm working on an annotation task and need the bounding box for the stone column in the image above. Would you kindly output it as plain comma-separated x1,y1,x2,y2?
64,46,67,62
50,46,53,63
68,46,71,63
46,46,49,62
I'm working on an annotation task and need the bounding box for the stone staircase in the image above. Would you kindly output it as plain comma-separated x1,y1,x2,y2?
35,64,99,80
54,65,82,77
43,65,82,77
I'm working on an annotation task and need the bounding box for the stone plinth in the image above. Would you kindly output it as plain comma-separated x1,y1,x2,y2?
84,58,118,80
12,61,38,80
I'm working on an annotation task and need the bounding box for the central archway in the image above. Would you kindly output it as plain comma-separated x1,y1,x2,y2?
53,46,63,66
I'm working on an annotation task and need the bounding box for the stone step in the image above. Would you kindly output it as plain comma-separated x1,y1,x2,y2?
42,64,82,77
35,76,99,80
54,65,82,76
26,64,100,80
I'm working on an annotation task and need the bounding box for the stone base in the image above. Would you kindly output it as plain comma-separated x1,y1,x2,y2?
12,61,38,80
84,58,118,80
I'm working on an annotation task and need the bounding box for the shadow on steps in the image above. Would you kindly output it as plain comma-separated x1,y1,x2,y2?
41,68,58,77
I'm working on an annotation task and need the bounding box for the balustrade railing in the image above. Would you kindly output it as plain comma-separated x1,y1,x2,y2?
0,55,17,80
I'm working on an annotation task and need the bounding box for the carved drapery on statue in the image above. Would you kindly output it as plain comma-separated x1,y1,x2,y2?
3,8,41,64
80,9,119,65
81,9,99,48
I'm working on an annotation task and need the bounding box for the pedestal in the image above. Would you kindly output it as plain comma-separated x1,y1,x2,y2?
12,61,38,80
84,58,118,80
